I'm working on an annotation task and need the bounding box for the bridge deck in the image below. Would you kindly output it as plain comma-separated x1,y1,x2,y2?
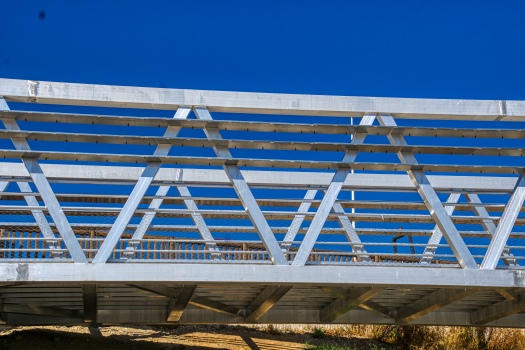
0,78,524,326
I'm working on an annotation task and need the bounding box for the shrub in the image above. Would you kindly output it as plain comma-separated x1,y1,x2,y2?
312,327,326,338
367,325,525,350
264,324,281,335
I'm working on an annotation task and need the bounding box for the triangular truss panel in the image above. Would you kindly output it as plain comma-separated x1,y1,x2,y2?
0,78,524,326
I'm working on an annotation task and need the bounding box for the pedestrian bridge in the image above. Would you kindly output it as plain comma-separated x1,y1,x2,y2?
0,78,524,326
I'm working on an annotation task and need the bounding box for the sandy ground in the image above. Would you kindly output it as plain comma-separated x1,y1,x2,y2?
0,324,394,350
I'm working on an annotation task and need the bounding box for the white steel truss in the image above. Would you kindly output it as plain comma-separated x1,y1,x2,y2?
1,98,83,262
377,114,478,269
0,78,523,327
292,114,376,266
193,107,288,265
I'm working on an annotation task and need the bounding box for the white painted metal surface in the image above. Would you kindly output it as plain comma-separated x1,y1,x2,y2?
0,78,523,327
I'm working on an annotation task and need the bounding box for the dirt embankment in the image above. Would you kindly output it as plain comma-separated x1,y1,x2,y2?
0,324,392,350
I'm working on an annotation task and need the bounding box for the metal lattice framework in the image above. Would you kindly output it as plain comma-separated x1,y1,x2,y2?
0,78,524,326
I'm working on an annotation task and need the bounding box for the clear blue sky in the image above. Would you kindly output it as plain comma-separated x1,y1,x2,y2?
1,1,524,100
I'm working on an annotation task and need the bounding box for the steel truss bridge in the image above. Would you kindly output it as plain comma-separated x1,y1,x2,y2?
0,78,524,327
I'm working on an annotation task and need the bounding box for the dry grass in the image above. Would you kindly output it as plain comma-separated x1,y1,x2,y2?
330,325,525,350
254,324,525,349
1,324,524,350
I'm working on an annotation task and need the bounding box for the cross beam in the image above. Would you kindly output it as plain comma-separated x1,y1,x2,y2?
318,286,392,319
167,284,196,322
396,288,476,323
471,294,525,324
245,285,293,322
320,287,384,322
2,304,83,319
130,284,240,317
496,289,520,302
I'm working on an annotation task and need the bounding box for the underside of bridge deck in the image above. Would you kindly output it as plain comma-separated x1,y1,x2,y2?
1,281,524,327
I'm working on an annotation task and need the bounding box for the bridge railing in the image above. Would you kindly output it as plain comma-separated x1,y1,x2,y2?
0,78,524,269
7,229,519,266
